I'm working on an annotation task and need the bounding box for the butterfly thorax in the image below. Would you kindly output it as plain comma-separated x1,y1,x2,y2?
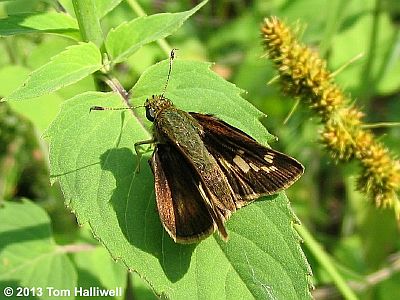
154,107,204,157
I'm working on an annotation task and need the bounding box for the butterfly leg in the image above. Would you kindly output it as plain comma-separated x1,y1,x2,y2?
134,138,155,173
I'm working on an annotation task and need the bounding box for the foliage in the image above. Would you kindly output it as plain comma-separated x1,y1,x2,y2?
1,0,400,300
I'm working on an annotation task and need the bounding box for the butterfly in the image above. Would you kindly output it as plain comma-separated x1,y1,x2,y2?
92,49,304,243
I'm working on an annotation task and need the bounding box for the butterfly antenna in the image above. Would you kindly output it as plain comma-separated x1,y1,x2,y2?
161,48,178,97
89,105,144,113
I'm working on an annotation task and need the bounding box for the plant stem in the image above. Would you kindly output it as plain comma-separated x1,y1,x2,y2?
360,0,381,100
53,0,66,13
101,75,130,103
313,252,400,299
125,0,171,56
126,0,146,17
72,0,104,49
295,224,358,300
319,0,348,57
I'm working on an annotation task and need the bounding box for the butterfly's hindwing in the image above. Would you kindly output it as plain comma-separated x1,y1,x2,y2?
191,113,304,206
150,144,216,243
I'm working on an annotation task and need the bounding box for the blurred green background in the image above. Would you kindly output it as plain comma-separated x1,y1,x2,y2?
1,0,399,299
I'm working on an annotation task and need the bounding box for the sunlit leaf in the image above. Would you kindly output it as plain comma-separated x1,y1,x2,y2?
3,42,102,102
0,12,79,39
46,59,311,299
105,0,207,64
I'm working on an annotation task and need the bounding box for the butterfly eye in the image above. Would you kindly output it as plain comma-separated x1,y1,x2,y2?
146,107,156,122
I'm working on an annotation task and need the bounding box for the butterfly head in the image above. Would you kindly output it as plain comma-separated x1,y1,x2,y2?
144,95,173,122
144,49,177,122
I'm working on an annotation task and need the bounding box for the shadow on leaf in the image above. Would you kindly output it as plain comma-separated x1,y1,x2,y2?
0,222,50,253
100,147,196,282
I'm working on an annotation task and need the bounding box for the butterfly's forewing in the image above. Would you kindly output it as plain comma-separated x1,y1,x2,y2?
150,144,216,243
191,113,304,207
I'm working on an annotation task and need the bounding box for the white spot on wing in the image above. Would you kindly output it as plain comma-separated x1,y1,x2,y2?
269,166,278,172
261,166,270,173
264,154,274,164
233,155,250,173
249,163,260,172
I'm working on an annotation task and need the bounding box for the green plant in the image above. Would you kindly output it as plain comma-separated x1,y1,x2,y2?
1,1,311,299
2,1,400,299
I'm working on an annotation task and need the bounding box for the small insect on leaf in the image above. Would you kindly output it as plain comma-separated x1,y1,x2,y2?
92,49,304,244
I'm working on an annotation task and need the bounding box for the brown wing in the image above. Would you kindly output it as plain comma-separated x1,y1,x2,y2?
150,143,222,243
190,113,304,207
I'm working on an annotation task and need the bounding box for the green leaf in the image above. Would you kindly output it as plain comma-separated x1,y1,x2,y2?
0,200,77,300
0,12,79,39
105,0,207,64
73,247,127,300
0,65,64,132
130,274,158,300
3,42,102,102
46,60,311,299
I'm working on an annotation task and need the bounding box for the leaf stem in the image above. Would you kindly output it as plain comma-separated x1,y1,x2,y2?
362,122,400,129
295,224,358,300
72,0,104,48
101,75,130,102
100,74,149,134
57,243,96,253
